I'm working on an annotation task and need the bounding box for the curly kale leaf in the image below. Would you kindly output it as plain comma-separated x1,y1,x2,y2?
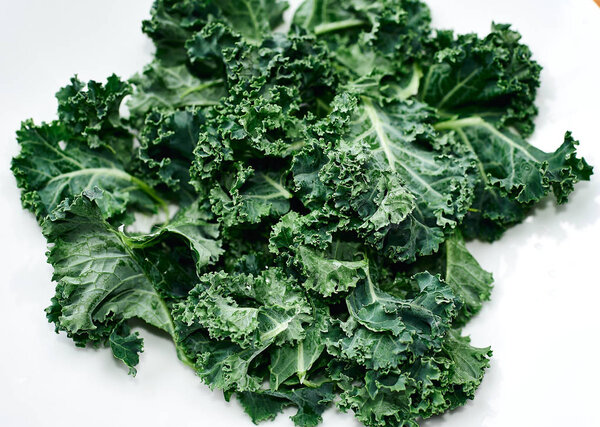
293,0,432,96
188,32,339,229
337,330,491,426
216,0,288,44
43,190,176,345
109,322,144,376
421,24,541,136
408,230,493,325
56,75,133,155
238,383,335,427
346,272,458,354
436,118,592,240
128,62,225,121
269,308,329,389
188,30,339,159
173,270,312,393
11,120,164,223
174,325,268,392
293,93,473,261
176,269,311,348
295,243,369,297
143,0,288,64
126,199,224,271
137,107,208,193
209,165,293,228
42,189,222,370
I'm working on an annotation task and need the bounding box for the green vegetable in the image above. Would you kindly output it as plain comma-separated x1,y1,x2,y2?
11,0,592,426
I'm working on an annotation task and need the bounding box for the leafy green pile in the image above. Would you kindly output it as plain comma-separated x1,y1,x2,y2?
11,0,592,426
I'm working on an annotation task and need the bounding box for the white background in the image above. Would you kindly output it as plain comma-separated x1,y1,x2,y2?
1,1,599,426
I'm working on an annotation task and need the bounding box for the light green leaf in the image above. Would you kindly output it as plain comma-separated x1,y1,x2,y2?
297,244,368,297
176,269,311,348
269,309,328,389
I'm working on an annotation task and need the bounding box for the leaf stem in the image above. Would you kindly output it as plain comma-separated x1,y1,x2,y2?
46,167,171,221
260,173,293,199
179,79,224,100
300,377,333,388
314,19,366,36
433,116,485,131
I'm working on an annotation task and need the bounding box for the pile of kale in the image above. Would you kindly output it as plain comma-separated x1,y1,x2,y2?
11,1,592,426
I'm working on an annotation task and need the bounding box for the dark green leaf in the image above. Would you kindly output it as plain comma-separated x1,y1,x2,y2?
43,190,176,342
109,322,144,376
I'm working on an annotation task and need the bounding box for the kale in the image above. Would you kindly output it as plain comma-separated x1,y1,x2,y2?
11,1,592,426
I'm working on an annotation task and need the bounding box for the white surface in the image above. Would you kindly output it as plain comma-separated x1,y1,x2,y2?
1,1,599,426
